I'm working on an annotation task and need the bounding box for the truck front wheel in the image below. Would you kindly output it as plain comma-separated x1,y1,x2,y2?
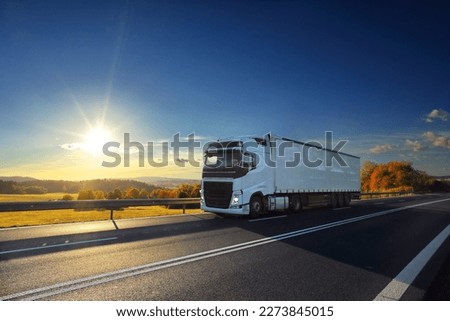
249,195,264,219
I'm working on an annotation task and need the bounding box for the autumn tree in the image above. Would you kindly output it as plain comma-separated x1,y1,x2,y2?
139,188,149,199
107,188,123,199
360,161,377,192
177,183,200,198
360,160,447,193
77,190,95,200
77,190,105,200
150,188,177,198
125,187,140,199
94,190,105,199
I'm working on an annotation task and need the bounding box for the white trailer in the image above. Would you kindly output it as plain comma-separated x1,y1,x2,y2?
200,133,360,218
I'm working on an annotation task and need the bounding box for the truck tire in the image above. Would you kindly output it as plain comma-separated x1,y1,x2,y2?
337,193,345,208
343,193,351,207
330,193,338,208
249,195,264,219
289,194,302,213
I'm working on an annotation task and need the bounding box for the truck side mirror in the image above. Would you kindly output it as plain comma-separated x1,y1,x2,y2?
242,153,255,170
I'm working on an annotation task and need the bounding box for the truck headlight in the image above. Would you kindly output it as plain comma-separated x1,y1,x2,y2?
231,191,243,206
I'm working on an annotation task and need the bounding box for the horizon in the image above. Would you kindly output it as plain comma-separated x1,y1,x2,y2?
0,174,201,183
1,1,449,180
2,160,450,183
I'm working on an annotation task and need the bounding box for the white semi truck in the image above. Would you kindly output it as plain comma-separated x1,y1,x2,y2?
200,133,360,218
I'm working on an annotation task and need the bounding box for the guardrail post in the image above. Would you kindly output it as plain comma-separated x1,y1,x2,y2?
110,209,114,221
182,204,186,214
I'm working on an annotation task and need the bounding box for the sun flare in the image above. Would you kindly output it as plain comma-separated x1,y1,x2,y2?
83,126,113,154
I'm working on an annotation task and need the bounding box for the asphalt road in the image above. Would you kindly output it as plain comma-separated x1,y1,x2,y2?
1,194,449,301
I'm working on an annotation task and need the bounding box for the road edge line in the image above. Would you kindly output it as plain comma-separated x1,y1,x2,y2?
374,224,450,301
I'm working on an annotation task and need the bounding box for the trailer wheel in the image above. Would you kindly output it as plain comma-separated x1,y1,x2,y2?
343,193,351,207
249,195,264,219
330,193,338,208
337,193,345,208
289,195,302,213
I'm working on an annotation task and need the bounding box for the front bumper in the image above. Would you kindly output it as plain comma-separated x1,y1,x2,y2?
201,204,250,215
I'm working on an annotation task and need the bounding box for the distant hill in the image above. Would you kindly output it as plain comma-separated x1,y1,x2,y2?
435,176,450,181
132,176,200,188
0,176,199,194
0,176,38,182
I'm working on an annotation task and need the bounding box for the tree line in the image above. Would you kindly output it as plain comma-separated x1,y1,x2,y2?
0,178,156,195
75,183,200,200
2,161,449,197
0,181,49,194
0,178,200,201
361,160,450,193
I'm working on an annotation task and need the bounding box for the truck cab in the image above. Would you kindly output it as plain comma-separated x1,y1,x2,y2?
200,136,270,216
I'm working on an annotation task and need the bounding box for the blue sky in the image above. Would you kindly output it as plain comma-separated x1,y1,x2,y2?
0,0,449,180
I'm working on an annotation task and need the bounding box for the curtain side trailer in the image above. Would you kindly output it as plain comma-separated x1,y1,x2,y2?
201,134,360,218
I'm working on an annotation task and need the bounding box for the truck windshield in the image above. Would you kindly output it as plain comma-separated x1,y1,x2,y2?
204,148,242,168
202,142,251,178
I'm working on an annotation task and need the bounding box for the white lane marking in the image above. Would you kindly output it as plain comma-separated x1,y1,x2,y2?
2,198,449,301
398,199,406,202
119,212,208,222
0,212,209,231
0,221,108,231
374,224,450,301
374,202,385,205
0,237,118,255
332,207,351,211
249,215,287,222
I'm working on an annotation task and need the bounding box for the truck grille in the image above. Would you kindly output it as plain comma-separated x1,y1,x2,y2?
203,181,232,209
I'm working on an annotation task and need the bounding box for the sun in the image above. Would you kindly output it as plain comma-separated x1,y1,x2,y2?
83,126,113,155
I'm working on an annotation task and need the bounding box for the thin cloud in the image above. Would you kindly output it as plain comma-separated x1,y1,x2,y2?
425,108,449,123
423,131,450,149
60,142,83,150
369,144,394,154
405,139,423,152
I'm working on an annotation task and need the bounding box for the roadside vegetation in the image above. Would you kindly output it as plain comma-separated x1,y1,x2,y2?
0,206,201,228
0,183,201,228
1,162,449,228
0,193,78,202
361,160,450,193
76,183,200,200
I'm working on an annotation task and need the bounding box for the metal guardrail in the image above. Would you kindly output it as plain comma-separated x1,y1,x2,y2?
0,192,415,212
0,198,200,220
0,192,414,221
359,192,414,199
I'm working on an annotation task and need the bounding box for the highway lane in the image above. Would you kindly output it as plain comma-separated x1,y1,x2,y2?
0,194,449,300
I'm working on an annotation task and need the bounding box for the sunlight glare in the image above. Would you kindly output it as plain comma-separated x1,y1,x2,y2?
83,126,113,155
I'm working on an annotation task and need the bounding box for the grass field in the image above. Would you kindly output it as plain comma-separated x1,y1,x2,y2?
0,193,201,228
0,193,78,202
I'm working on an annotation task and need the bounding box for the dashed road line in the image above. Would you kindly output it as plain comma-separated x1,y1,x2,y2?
0,237,118,255
249,215,287,222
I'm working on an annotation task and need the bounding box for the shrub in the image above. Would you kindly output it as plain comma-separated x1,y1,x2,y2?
61,194,74,201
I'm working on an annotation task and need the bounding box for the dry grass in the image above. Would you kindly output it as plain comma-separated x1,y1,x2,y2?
0,194,200,228
0,193,78,202
0,207,201,228
359,192,415,200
